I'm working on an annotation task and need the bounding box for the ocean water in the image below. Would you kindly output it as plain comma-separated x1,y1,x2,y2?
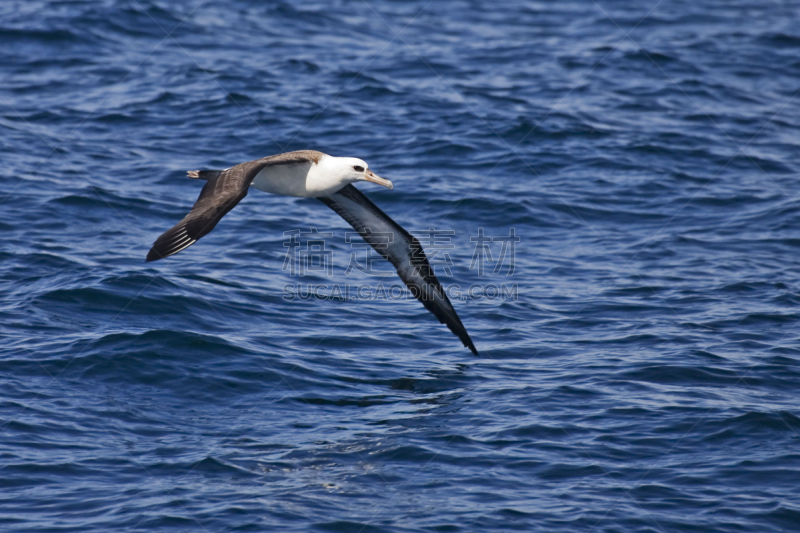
2,0,800,531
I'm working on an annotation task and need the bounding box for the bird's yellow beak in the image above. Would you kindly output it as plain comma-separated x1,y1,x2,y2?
364,170,393,190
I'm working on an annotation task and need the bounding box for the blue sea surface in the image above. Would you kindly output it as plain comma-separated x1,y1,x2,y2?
3,0,800,531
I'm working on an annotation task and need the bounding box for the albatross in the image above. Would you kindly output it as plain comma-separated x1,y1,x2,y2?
146,150,478,356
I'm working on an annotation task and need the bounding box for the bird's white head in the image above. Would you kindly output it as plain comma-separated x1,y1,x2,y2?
316,155,393,193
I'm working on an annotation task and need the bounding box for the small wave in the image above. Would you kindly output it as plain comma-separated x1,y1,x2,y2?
619,364,741,387
0,27,92,45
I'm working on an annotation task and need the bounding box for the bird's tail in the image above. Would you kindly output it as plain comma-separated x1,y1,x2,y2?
187,170,224,180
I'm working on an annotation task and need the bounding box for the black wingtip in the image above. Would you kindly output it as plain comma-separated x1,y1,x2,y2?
145,248,163,262
466,340,479,357
437,303,479,356
454,326,479,356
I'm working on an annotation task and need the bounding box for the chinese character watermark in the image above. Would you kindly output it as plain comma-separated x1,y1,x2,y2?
344,228,394,276
412,227,456,276
470,227,518,276
282,226,520,283
282,228,333,277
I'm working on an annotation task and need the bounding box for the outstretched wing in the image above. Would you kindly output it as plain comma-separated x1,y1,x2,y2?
146,151,324,262
146,166,252,261
319,184,479,355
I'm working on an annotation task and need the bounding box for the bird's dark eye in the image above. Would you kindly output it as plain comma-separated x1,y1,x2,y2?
353,165,365,172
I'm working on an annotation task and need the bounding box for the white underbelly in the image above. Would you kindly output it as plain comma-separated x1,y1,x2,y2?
251,163,314,197
250,161,348,197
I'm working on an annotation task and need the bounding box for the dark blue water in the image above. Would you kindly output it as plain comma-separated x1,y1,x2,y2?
3,1,800,531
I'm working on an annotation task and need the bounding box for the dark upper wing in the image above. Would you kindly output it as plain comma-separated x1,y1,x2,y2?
146,166,251,261
146,151,323,262
319,184,479,355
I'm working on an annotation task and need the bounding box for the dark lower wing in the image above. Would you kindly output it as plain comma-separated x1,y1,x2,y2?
319,184,479,356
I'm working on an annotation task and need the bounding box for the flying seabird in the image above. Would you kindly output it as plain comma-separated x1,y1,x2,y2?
146,150,478,356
